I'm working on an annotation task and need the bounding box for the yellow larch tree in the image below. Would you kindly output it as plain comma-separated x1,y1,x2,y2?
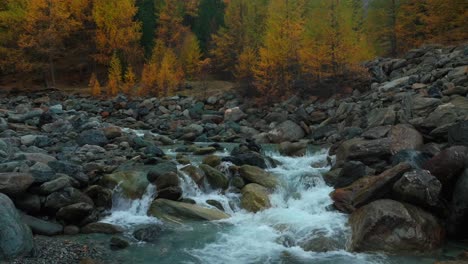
107,53,122,96
180,33,202,80
89,72,101,97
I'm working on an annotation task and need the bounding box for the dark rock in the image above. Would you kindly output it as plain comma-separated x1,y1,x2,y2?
349,199,444,253
156,186,183,201
0,193,33,260
48,161,87,184
148,198,230,221
222,152,268,169
84,185,113,209
448,169,468,238
202,155,222,167
29,162,55,183
335,137,392,166
76,129,108,147
63,225,80,235
389,124,424,154
15,194,41,214
147,162,178,183
38,176,71,194
21,214,63,236
44,187,94,213
81,222,123,234
423,146,467,191
110,236,130,250
331,163,412,213
448,121,468,146
151,172,180,190
180,165,205,185
0,172,34,196
144,145,165,158
334,161,374,188
206,199,224,211
56,202,94,224
102,126,122,140
231,176,245,189
278,141,307,157
133,225,162,242
392,170,442,208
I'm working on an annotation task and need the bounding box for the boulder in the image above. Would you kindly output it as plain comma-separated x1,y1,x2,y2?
392,170,442,208
193,147,217,155
391,150,432,169
448,169,468,238
239,165,279,189
367,107,396,128
44,187,94,213
335,138,392,165
331,163,412,213
56,202,94,224
423,146,467,190
223,152,268,169
199,164,229,190
101,170,149,199
241,183,271,213
181,165,205,185
21,214,63,236
76,129,108,147
151,172,180,190
224,107,246,122
84,185,113,209
448,121,468,146
380,76,410,91
389,124,424,154
0,193,33,260
81,222,124,234
278,141,308,157
110,236,130,250
102,126,122,140
349,199,444,253
334,161,374,189
133,225,162,242
38,176,71,195
148,199,230,222
202,155,222,167
268,120,305,143
15,194,41,214
147,162,178,183
156,186,183,201
0,172,34,196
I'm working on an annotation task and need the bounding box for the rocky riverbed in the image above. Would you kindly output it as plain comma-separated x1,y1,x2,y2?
0,44,467,263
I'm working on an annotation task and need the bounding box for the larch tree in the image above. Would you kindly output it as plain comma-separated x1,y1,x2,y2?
123,66,137,95
254,0,306,99
107,53,122,96
18,0,85,88
157,49,184,97
92,0,142,65
89,72,101,97
424,0,468,44
180,33,202,80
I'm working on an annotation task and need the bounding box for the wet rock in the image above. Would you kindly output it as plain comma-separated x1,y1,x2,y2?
101,170,149,199
349,199,444,253
423,146,467,190
56,202,94,224
21,214,63,236
0,193,34,260
331,163,412,213
76,129,108,147
278,141,307,157
193,147,217,155
133,225,162,242
156,186,183,201
199,164,229,190
268,120,305,143
392,170,442,208
202,155,221,167
241,183,271,213
239,165,279,189
44,187,94,213
148,198,230,222
181,165,205,185
0,172,34,196
334,161,374,189
110,236,130,250
81,222,123,234
84,185,113,209
335,137,392,165
147,162,178,183
144,145,165,158
223,152,268,169
231,176,245,189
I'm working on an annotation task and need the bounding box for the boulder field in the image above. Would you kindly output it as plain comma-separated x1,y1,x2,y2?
0,44,466,260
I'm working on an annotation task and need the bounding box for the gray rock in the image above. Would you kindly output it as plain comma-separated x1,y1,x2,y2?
81,222,123,234
56,202,94,224
76,129,108,147
224,107,246,122
367,107,396,128
44,187,94,213
133,225,162,242
268,120,305,143
448,169,468,238
110,236,130,250
147,162,178,183
0,172,34,196
0,193,34,260
448,121,468,146
393,170,442,208
39,176,71,194
21,214,63,236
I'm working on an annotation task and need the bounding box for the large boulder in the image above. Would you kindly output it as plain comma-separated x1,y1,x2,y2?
391,150,432,169
333,161,374,189
448,121,468,146
241,183,271,213
101,170,150,199
392,170,442,208
349,199,444,253
268,120,305,143
331,163,412,213
335,137,392,165
222,152,268,169
148,199,230,222
278,141,308,157
389,124,423,154
448,169,468,238
423,146,467,190
147,162,178,183
181,165,205,185
44,187,94,213
0,193,34,260
224,107,246,122
239,165,279,189
0,173,34,196
21,214,63,236
199,164,229,190
56,202,94,224
367,107,396,128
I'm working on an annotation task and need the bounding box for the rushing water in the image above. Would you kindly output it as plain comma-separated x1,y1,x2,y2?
97,147,460,264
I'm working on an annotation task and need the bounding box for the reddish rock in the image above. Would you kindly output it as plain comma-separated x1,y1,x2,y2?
423,146,467,188
330,163,412,213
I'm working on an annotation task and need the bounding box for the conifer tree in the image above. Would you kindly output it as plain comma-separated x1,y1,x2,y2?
89,72,101,97
180,33,202,80
123,66,136,95
107,53,122,96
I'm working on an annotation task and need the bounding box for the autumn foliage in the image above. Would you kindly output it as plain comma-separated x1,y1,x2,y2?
0,0,466,99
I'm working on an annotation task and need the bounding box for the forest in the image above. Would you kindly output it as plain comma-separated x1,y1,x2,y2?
0,0,466,99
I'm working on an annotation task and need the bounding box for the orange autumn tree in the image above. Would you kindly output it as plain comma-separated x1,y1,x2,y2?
18,0,86,88
123,66,136,95
92,0,142,65
424,0,468,45
157,49,184,97
254,0,306,99
180,32,202,80
107,53,122,96
89,72,101,97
